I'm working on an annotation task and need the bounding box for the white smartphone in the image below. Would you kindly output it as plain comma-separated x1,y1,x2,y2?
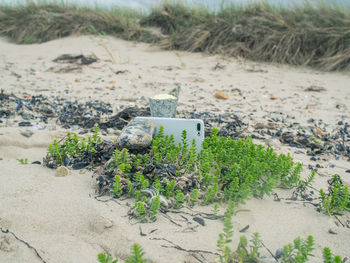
135,117,204,152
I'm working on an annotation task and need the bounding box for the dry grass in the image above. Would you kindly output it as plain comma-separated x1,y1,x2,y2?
142,2,350,71
0,1,349,71
0,3,153,44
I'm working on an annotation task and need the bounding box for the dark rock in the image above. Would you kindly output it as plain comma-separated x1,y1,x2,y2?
47,163,58,169
166,164,177,176
275,248,284,259
193,217,205,226
20,129,33,138
18,121,31,127
72,161,88,169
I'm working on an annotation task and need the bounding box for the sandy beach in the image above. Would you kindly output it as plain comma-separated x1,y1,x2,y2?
0,35,349,263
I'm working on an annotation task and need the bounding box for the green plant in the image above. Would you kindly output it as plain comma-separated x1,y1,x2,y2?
235,232,262,262
135,201,147,222
46,128,102,167
174,190,185,209
189,188,199,206
97,253,118,263
98,243,148,263
175,51,186,68
165,180,177,199
298,171,316,190
112,175,123,197
125,243,148,263
149,195,161,221
135,172,149,190
217,202,235,263
281,235,315,263
199,128,302,204
18,158,28,164
323,247,343,263
320,175,350,215
213,203,219,216
46,123,303,222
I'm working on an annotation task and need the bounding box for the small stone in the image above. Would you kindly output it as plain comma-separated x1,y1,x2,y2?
20,129,33,138
270,96,278,100
55,166,69,177
345,170,350,173
316,128,324,136
214,91,229,100
275,248,284,259
116,119,155,150
21,113,32,120
328,228,337,235
193,217,205,226
18,121,31,127
72,161,88,170
114,129,122,136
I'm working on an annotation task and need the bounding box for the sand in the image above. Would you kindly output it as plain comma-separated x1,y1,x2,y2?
0,35,349,263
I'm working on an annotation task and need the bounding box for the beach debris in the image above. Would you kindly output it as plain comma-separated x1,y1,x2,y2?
239,225,249,232
20,129,33,138
48,54,98,73
149,94,178,117
214,91,229,100
53,54,98,65
246,68,268,73
193,217,205,226
0,90,349,158
55,166,69,177
18,121,31,127
47,65,82,73
275,248,284,259
270,96,278,100
116,119,155,150
213,62,226,70
304,85,326,92
316,127,324,136
328,228,337,235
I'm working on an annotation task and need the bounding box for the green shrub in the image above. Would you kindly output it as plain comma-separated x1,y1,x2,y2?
320,175,350,215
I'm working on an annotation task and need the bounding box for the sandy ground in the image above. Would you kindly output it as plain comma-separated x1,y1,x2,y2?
0,35,350,263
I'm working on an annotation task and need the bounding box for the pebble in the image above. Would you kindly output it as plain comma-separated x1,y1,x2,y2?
193,217,205,226
116,119,155,150
214,91,229,100
55,166,69,177
275,248,283,259
20,129,33,138
18,121,31,127
72,161,88,170
33,124,45,130
21,113,32,120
